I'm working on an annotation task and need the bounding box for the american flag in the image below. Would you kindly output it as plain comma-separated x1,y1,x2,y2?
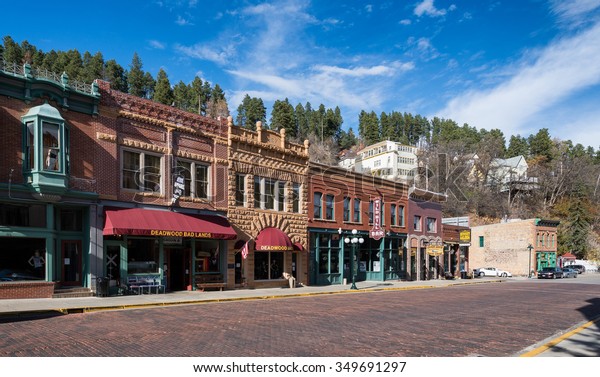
241,240,250,260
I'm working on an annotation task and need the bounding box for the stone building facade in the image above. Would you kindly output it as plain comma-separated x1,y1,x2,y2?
227,119,310,288
469,218,560,276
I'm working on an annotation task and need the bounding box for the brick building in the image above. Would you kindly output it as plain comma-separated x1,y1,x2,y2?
406,187,445,280
0,62,101,298
307,163,409,285
0,61,312,298
469,218,560,276
442,224,471,278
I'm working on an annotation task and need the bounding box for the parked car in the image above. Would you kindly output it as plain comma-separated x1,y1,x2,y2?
561,268,578,278
563,264,585,274
473,267,512,278
0,268,42,281
537,267,563,279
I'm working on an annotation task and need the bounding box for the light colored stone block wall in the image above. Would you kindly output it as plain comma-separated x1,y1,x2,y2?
470,220,536,276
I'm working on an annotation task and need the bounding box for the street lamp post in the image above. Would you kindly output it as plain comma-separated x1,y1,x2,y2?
339,228,364,290
527,244,534,278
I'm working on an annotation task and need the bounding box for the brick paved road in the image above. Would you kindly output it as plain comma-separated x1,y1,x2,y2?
1,281,599,357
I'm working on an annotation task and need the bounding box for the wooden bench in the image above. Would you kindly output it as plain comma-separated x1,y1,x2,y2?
195,274,226,291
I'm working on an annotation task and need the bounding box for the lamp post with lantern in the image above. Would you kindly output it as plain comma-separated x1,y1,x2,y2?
339,228,364,290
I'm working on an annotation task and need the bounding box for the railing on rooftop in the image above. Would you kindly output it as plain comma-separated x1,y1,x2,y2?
0,58,98,96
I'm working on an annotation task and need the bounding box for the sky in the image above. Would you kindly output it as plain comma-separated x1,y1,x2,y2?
3,0,600,149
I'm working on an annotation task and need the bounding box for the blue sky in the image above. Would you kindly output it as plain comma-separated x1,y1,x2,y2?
3,0,600,148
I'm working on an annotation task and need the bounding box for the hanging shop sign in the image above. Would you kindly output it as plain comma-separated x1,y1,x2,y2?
426,245,444,256
459,230,471,243
370,197,384,240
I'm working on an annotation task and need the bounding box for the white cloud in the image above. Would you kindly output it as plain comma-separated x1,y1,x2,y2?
550,0,600,22
314,64,398,77
400,19,411,25
438,21,600,141
148,40,166,49
228,60,414,114
365,4,373,13
414,0,449,17
175,15,193,26
175,43,236,65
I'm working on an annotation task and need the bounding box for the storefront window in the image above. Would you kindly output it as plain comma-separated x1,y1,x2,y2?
0,204,46,228
317,234,340,275
127,238,159,274
0,237,46,280
59,208,83,231
254,251,284,280
360,238,382,272
195,239,221,273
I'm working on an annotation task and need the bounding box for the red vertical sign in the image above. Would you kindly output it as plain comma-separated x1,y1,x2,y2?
370,198,384,240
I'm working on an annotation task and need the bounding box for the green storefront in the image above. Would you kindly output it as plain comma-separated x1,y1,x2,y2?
309,228,406,286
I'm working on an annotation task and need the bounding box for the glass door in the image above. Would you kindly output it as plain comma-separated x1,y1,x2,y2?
61,240,82,286
105,241,126,293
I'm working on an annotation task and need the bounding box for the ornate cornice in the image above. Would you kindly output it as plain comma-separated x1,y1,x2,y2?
96,132,117,142
122,138,167,153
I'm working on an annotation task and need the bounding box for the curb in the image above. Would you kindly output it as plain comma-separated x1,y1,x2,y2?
519,315,600,357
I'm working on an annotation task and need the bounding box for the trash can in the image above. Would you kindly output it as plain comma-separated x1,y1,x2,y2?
460,270,467,279
96,277,109,297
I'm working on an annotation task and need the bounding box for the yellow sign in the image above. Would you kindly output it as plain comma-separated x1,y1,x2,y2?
459,230,471,242
426,246,444,256
149,230,213,238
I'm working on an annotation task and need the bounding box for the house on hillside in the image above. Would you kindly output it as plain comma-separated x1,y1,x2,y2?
487,155,538,192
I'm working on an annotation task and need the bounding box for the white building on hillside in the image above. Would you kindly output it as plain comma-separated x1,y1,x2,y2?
488,155,538,192
339,140,418,182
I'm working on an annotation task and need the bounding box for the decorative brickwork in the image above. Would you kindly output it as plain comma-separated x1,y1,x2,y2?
227,118,309,288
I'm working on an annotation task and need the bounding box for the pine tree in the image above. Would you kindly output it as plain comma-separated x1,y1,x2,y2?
103,59,128,92
338,127,358,150
190,76,204,114
359,111,380,145
270,98,296,136
236,94,266,130
143,72,156,99
153,68,174,105
81,51,104,83
295,103,309,139
2,36,23,65
173,80,191,110
128,52,146,97
506,135,529,158
564,183,592,258
529,128,554,162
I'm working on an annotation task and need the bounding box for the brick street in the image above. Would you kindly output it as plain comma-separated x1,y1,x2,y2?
1,280,599,357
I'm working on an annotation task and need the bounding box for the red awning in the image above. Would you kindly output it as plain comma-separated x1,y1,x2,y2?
103,208,237,239
254,227,294,251
293,242,305,252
